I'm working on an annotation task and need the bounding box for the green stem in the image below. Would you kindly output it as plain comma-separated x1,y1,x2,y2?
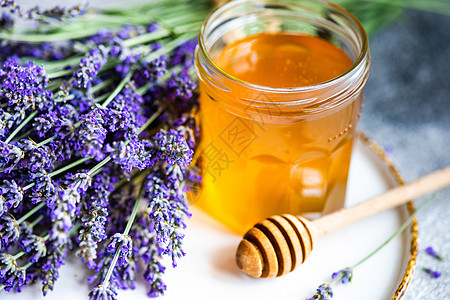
54,94,76,103
46,79,63,91
16,202,45,224
122,28,171,47
352,195,436,268
101,72,133,107
5,111,38,143
93,93,109,103
87,157,111,177
90,78,115,94
0,27,102,43
29,215,44,228
101,179,146,287
86,106,163,177
49,157,91,178
22,97,161,192
36,136,56,148
48,69,73,79
40,56,83,73
22,157,91,191
138,107,163,135
5,223,80,276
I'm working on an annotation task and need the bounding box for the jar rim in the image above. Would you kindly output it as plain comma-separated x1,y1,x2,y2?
198,0,369,93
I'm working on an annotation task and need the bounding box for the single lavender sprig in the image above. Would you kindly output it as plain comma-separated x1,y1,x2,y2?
306,195,436,300
73,46,109,89
331,267,353,284
0,0,87,22
425,246,444,261
422,268,441,278
88,180,145,300
307,283,333,300
0,214,19,250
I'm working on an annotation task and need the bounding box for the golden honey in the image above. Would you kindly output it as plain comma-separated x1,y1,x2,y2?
194,0,370,234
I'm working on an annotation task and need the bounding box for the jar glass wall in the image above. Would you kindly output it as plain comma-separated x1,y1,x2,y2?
194,0,370,234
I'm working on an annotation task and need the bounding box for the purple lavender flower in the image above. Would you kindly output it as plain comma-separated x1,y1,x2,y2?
89,283,118,300
33,104,77,140
106,233,132,266
423,268,442,278
107,138,151,172
0,213,20,249
40,246,66,296
0,40,75,65
0,179,24,216
73,46,108,89
153,128,193,166
0,253,17,279
147,22,159,33
384,145,394,156
48,187,79,245
143,244,167,298
77,105,107,161
306,283,334,300
77,171,113,268
104,83,144,137
425,246,444,261
69,89,94,114
133,56,167,86
169,40,197,68
15,139,36,152
33,111,59,138
115,258,137,290
0,108,12,138
331,267,353,284
0,58,51,113
117,24,146,39
0,252,26,292
1,0,87,21
19,145,55,172
0,141,24,174
166,69,196,100
0,12,14,30
19,223,47,263
1,265,26,292
146,176,172,243
130,213,166,297
114,47,146,77
173,113,200,148
27,169,57,205
109,37,124,57
145,166,191,267
68,172,92,193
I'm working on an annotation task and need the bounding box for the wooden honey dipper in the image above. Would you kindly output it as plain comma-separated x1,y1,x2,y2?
236,165,450,278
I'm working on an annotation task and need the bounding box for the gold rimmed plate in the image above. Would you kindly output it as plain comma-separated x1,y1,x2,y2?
3,133,417,300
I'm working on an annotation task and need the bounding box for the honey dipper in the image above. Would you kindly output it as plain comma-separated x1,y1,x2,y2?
235,165,450,278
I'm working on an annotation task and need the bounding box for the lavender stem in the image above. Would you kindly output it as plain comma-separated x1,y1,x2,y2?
4,111,38,143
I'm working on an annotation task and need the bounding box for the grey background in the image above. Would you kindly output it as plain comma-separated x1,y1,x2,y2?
11,1,450,299
359,10,450,299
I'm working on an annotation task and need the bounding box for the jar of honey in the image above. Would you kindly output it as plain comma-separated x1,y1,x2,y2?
194,0,370,234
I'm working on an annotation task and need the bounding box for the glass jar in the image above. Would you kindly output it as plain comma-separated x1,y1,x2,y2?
194,0,370,234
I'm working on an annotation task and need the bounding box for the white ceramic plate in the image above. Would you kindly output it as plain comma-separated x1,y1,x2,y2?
3,134,417,300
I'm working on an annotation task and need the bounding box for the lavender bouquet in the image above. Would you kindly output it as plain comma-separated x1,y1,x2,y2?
0,0,208,298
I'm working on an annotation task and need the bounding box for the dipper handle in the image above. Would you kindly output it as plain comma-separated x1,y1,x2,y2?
236,165,450,278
